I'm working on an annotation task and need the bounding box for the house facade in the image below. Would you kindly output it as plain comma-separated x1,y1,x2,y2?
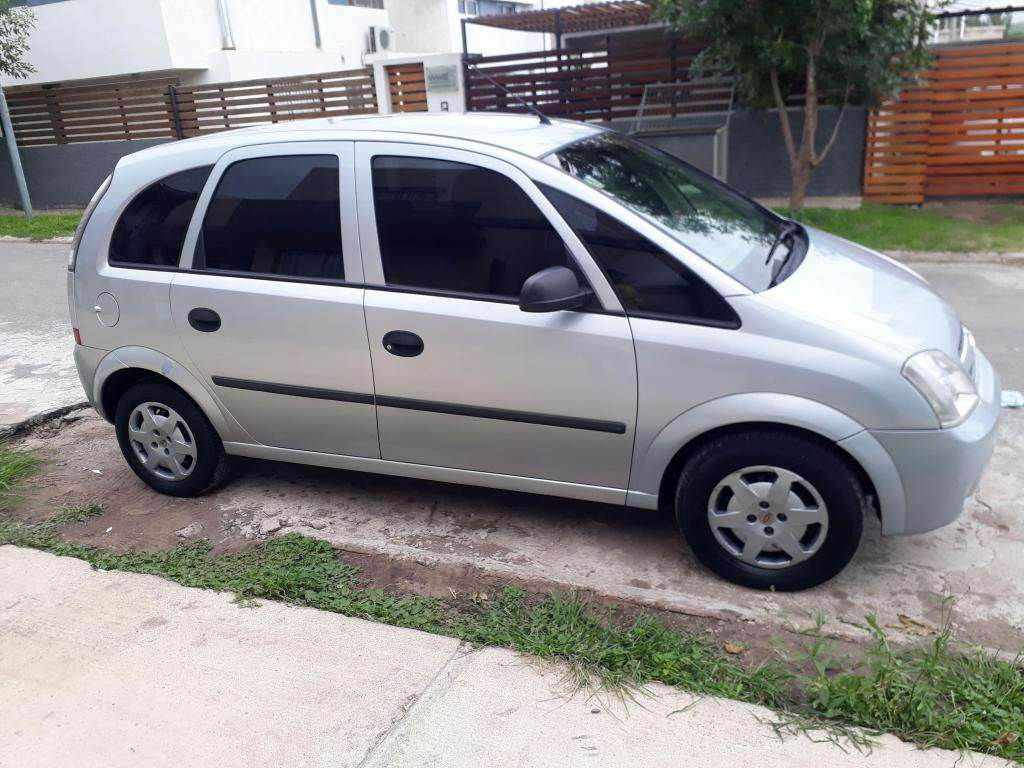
3,0,608,89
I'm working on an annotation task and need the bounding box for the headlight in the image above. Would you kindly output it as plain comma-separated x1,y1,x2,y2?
902,350,978,428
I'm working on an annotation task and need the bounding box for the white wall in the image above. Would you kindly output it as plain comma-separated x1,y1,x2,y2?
1,0,178,86
389,0,453,54
5,0,388,88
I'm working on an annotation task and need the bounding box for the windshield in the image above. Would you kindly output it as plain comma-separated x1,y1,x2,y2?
551,132,795,291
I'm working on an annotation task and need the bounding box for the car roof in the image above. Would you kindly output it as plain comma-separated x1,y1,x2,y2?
137,112,605,164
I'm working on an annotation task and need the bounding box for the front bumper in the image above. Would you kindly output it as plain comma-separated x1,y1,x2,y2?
869,349,1001,536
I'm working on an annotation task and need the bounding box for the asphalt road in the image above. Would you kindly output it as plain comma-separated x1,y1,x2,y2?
0,241,78,426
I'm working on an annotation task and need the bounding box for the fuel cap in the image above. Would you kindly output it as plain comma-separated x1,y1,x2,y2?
94,292,120,327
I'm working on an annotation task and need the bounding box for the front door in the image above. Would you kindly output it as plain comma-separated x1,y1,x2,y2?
355,143,637,490
171,142,378,458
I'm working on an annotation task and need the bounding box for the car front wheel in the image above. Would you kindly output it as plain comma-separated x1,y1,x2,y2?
675,430,865,591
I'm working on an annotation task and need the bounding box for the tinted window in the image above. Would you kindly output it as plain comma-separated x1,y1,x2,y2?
199,155,343,280
543,186,738,327
109,165,211,267
553,133,791,291
372,156,572,299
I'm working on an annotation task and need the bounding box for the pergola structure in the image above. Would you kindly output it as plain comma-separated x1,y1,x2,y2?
461,1,656,54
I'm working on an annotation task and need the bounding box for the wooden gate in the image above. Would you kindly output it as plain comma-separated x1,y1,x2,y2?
865,41,1024,203
386,63,428,113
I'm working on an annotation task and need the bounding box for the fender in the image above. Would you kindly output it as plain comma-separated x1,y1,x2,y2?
627,392,906,534
92,346,250,444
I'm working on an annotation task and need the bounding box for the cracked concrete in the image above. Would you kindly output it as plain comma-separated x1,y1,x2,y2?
0,547,1009,768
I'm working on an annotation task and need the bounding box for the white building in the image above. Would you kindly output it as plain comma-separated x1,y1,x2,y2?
3,0,608,89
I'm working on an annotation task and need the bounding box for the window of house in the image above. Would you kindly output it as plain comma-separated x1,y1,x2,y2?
327,0,384,8
372,156,574,300
197,155,344,281
542,185,739,327
109,165,212,268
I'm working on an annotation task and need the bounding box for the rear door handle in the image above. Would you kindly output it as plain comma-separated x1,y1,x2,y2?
382,330,424,357
188,308,221,333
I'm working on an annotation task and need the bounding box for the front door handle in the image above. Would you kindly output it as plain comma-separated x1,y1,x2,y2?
382,330,424,357
188,307,221,333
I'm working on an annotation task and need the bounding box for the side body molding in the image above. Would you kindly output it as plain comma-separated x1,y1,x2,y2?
92,346,252,444
627,392,906,534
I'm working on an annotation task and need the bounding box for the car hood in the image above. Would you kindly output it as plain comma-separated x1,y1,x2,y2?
764,226,961,359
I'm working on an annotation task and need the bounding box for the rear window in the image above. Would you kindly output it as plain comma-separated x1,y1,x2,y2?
197,155,343,281
109,166,212,268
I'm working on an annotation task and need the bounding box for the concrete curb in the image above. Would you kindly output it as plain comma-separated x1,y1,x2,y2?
0,235,74,245
890,250,1024,265
0,401,90,440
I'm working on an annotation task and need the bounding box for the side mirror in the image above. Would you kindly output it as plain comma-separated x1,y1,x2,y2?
519,266,593,313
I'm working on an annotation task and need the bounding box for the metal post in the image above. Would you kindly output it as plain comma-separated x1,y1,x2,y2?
461,18,469,57
0,88,32,218
309,0,322,48
554,9,562,49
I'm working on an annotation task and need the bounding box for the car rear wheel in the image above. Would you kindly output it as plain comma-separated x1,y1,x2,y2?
114,381,230,497
675,430,864,591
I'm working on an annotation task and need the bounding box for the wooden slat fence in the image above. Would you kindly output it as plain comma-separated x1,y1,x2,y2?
386,63,428,113
865,41,1024,203
465,31,706,123
4,77,179,147
2,67,378,146
174,67,377,137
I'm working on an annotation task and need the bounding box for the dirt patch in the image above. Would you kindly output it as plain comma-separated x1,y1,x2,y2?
8,408,1024,661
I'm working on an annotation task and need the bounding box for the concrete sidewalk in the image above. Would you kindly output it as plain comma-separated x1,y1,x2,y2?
0,547,1007,768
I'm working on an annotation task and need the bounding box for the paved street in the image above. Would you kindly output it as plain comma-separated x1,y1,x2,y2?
0,546,1004,768
0,242,80,427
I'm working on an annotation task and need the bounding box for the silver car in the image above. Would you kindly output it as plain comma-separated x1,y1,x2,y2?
68,113,1000,590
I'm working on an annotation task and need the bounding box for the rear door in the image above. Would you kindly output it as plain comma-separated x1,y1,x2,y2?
355,142,638,491
171,141,378,458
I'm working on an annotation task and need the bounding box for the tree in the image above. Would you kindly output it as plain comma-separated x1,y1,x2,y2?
654,0,934,211
0,0,35,79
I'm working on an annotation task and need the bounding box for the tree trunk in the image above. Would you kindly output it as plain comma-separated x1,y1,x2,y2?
789,160,811,211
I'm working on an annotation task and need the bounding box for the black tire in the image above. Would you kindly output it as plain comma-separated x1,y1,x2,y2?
114,381,231,497
675,430,864,591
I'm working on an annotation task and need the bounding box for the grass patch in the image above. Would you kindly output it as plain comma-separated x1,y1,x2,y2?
0,449,1020,762
785,613,1024,758
0,445,40,510
0,213,81,240
784,202,1024,253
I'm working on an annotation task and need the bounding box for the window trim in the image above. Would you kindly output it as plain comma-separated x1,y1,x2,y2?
178,141,364,284
106,165,213,272
353,141,625,313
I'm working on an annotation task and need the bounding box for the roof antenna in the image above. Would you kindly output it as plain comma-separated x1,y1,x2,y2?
465,61,552,125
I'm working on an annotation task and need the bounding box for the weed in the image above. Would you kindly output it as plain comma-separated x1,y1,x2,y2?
0,446,40,511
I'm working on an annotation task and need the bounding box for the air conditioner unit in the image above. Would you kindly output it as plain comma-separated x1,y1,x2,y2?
368,26,393,54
